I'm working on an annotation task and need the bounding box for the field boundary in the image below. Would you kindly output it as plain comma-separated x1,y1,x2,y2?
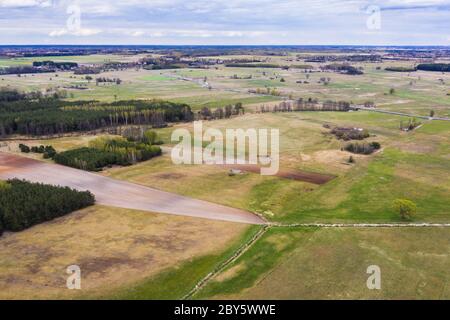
182,225,269,300
270,223,450,228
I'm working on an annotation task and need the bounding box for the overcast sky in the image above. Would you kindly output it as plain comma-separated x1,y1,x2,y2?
0,0,449,45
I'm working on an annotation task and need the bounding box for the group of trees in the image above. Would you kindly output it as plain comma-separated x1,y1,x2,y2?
400,118,421,131
54,132,162,171
249,87,283,96
32,61,78,70
331,127,370,141
225,63,281,68
74,66,101,75
121,126,164,144
385,66,417,72
416,63,450,72
196,103,244,120
0,179,95,235
95,77,122,85
19,144,56,159
0,99,193,136
321,64,364,75
0,88,45,102
259,98,351,113
344,141,381,155
0,66,55,75
54,147,123,171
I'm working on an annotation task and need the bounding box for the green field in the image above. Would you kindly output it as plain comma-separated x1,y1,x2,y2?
196,227,450,299
2,53,449,116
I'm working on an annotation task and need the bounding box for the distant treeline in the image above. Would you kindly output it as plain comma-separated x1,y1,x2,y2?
322,64,363,75
385,66,417,72
416,63,450,72
33,60,78,70
304,54,382,63
225,63,281,68
0,88,45,102
0,99,193,136
0,65,55,75
196,103,244,120
258,98,351,113
0,179,95,234
1,61,78,75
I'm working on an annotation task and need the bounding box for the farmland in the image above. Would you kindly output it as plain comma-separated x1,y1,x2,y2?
0,46,449,300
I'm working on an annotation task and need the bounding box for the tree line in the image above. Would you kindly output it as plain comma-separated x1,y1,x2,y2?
0,179,95,235
416,63,450,72
196,103,244,120
258,98,351,113
0,99,193,136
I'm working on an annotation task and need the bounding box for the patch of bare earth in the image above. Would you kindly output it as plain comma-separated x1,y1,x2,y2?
0,205,249,299
222,164,335,185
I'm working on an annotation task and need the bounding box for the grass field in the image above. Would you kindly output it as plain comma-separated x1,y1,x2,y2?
2,53,449,115
0,205,250,299
195,226,450,299
17,109,447,224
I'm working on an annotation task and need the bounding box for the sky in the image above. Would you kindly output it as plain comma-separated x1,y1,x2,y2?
0,0,449,45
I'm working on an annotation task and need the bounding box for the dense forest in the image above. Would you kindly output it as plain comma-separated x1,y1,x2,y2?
0,179,95,235
416,63,450,72
0,97,193,136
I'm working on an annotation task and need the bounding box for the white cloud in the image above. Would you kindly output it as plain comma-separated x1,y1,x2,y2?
49,27,102,37
2,0,450,44
0,0,52,8
130,30,145,37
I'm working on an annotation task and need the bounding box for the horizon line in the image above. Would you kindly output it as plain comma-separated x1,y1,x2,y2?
1,44,450,47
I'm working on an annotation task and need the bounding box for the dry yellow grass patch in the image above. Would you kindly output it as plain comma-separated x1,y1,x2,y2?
0,205,248,299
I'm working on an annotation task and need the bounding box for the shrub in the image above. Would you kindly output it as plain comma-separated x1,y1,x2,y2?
344,142,379,155
144,130,158,145
331,127,369,141
393,199,417,220
18,143,30,153
0,180,11,191
31,145,43,153
369,142,381,150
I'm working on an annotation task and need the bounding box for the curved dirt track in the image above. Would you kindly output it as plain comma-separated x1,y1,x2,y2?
0,152,265,225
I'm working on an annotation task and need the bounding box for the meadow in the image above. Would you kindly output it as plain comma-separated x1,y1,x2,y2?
2,53,449,116
0,50,449,299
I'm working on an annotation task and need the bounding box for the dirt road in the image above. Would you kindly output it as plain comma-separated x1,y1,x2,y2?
0,152,265,225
